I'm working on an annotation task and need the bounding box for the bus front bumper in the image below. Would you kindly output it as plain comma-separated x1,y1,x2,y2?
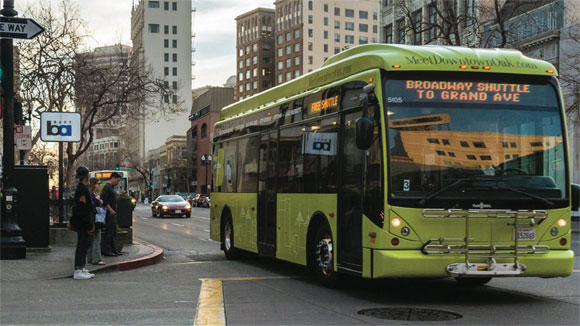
371,249,575,278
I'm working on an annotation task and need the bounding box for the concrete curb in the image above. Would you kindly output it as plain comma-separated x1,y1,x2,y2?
55,241,164,279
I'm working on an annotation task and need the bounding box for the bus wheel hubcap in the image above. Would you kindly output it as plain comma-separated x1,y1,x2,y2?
224,223,232,250
315,236,333,275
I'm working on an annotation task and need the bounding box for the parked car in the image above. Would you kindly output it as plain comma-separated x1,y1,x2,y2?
151,195,191,218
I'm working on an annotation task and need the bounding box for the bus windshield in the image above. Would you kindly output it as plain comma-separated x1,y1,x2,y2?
385,75,567,209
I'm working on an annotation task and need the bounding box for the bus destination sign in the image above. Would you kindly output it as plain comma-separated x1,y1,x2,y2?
405,81,530,103
310,95,339,113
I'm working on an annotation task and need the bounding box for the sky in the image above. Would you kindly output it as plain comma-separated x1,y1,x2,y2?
20,0,275,88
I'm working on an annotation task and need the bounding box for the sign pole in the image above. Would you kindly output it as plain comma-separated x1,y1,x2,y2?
1,0,26,259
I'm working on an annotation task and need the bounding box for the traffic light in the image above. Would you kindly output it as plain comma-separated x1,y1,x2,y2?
115,164,120,171
14,100,23,125
149,183,153,189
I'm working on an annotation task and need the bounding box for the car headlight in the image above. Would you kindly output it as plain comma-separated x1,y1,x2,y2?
185,204,191,209
162,205,169,210
131,198,136,204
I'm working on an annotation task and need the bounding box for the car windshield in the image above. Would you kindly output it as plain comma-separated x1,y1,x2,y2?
385,75,567,209
158,195,185,202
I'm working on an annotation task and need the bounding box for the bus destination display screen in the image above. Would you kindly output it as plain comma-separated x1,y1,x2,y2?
388,80,557,107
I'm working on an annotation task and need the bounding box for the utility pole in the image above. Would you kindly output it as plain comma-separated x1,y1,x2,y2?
1,0,26,259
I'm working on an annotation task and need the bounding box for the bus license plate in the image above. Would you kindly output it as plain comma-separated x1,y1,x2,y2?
175,210,181,213
514,228,536,241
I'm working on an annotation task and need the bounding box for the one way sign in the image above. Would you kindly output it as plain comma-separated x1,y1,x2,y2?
0,17,44,40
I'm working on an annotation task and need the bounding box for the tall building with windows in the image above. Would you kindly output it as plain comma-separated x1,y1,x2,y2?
236,8,275,101
130,0,193,191
274,0,379,85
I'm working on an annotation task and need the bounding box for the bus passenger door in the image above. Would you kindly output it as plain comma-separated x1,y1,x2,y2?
337,111,364,272
257,131,277,257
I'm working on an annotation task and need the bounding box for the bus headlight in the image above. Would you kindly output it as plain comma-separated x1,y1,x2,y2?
401,227,410,236
391,218,401,227
557,219,567,227
550,227,558,236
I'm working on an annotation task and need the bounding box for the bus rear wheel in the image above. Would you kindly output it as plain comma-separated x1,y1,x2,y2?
455,277,492,286
222,217,240,260
311,224,339,287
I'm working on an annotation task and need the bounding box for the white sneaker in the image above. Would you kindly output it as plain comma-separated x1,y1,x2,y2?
82,268,95,278
73,270,91,280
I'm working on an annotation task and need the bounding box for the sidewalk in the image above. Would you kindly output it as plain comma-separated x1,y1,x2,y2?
0,238,163,281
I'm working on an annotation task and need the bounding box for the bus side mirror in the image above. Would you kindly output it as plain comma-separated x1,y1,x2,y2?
572,183,579,211
356,117,373,150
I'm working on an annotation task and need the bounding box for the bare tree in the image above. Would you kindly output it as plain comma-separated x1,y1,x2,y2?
18,0,180,185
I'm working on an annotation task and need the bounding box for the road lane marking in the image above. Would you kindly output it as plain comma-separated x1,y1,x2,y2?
171,223,185,227
204,229,210,232
193,276,293,326
195,216,210,220
142,217,149,220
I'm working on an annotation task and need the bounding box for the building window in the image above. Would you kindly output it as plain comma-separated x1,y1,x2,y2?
324,4,328,12
277,35,283,44
238,73,243,81
172,81,177,89
323,44,328,52
308,29,313,37
148,1,160,8
397,18,405,44
324,17,328,26
245,46,250,54
245,58,250,66
172,67,177,76
460,141,469,147
427,138,440,144
172,39,177,48
373,12,378,20
253,68,257,77
164,53,169,62
480,155,492,160
246,71,250,79
345,9,354,18
164,25,169,34
308,0,313,10
436,150,446,156
473,142,486,148
239,84,243,93
201,123,207,138
173,94,177,104
448,152,456,157
295,56,300,65
286,72,291,81
277,48,283,57
465,0,475,26
172,2,177,10
239,60,243,69
286,45,291,55
334,33,340,42
466,155,477,160
308,15,313,24
530,142,543,147
172,25,177,34
442,139,450,145
253,44,258,52
427,3,437,42
239,49,243,56
334,7,340,16
253,81,258,89
345,35,354,44
334,47,340,54
173,53,177,62
373,25,378,33
359,36,368,44
246,83,250,91
345,22,354,31
286,32,291,41
359,23,368,32
294,29,300,39
324,30,328,39
149,24,160,33
334,21,340,29
359,10,368,19
308,42,313,51
510,142,517,148
278,74,283,84
412,10,422,45
253,56,257,64
164,67,169,76
164,1,168,10
308,56,313,64
286,58,291,68
385,24,393,43
295,70,300,78
278,62,283,70
164,80,169,89
294,43,300,52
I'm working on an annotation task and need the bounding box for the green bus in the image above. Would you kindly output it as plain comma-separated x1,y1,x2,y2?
209,44,578,286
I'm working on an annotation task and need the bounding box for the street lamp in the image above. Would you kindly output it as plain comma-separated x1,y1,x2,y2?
201,154,212,194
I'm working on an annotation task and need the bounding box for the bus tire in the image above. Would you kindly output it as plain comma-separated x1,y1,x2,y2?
455,277,492,286
222,216,240,260
311,223,339,287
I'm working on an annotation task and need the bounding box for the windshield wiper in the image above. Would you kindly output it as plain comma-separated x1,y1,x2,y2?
419,178,470,206
483,186,554,207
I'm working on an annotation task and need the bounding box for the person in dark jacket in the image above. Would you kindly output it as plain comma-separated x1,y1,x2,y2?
71,166,95,280
101,172,123,256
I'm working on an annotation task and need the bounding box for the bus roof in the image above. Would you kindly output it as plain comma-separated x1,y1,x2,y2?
218,44,556,123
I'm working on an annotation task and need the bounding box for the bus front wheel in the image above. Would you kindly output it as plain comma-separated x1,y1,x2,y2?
222,218,240,260
311,224,339,287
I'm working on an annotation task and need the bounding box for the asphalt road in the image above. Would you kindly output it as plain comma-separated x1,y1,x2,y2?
1,204,578,325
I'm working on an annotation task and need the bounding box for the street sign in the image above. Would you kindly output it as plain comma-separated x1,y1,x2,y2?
40,112,81,142
15,125,32,150
0,17,45,39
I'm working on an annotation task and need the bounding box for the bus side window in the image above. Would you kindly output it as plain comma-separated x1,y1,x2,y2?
341,81,367,110
237,136,260,193
278,126,304,193
221,141,238,193
303,117,339,193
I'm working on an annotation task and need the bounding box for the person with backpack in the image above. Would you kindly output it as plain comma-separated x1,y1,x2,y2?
70,166,96,280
